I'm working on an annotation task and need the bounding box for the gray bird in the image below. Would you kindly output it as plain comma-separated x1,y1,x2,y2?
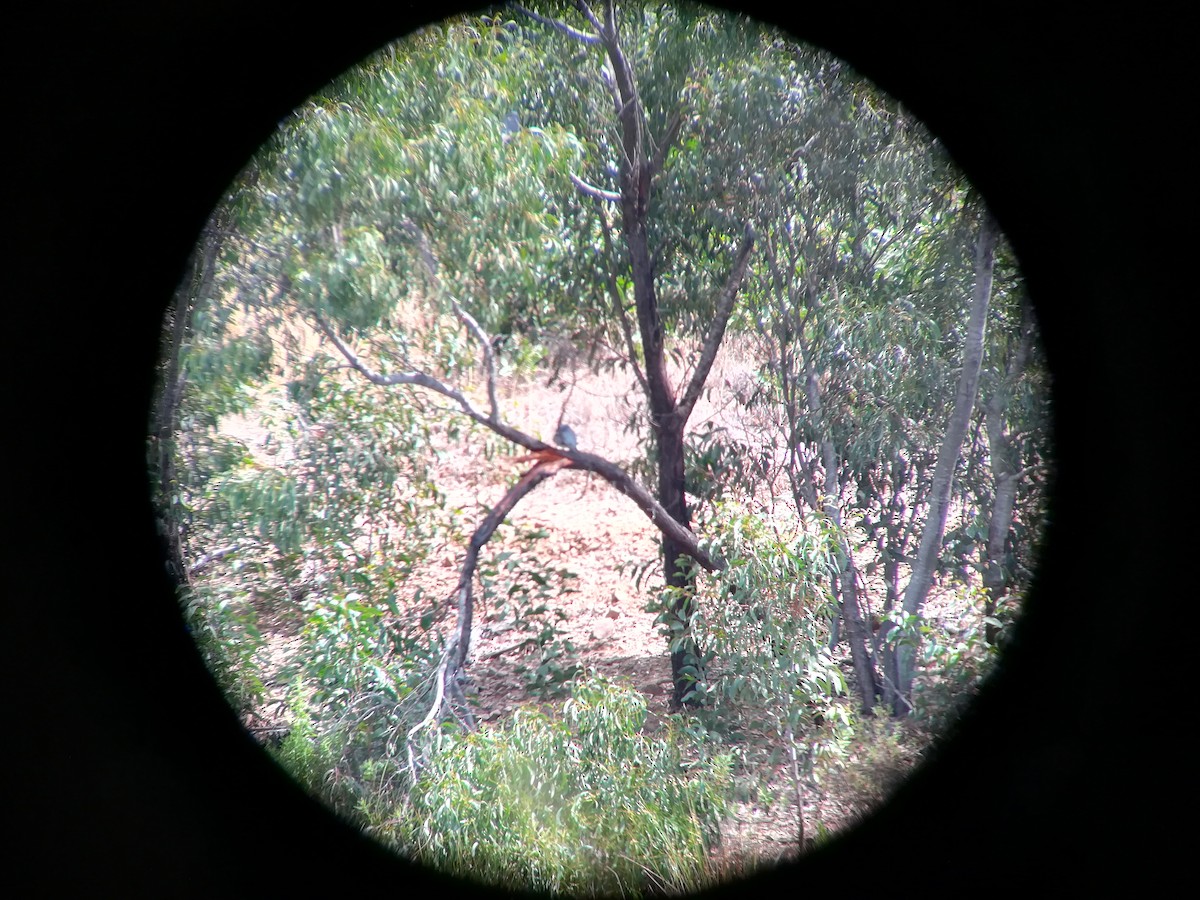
554,424,578,451
501,110,520,141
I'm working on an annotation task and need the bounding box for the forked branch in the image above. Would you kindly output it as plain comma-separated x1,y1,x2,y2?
510,3,601,44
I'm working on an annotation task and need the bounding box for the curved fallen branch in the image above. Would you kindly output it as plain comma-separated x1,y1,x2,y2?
552,446,723,571
314,314,722,573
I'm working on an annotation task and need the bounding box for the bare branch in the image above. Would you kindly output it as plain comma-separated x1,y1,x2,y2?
449,298,500,421
554,447,723,572
676,223,756,423
475,637,541,661
570,171,621,203
512,3,601,43
408,457,582,773
314,313,491,421
1009,461,1048,482
450,460,568,670
188,544,241,576
392,218,501,421
599,58,621,115
405,648,452,780
314,311,716,570
573,0,605,35
585,0,643,192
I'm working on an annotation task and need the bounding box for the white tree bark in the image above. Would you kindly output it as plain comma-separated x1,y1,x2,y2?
893,210,999,711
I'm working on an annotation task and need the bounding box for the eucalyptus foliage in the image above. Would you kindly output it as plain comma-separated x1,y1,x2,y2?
223,14,596,350
479,527,582,697
152,2,1053,880
397,673,732,897
688,503,850,746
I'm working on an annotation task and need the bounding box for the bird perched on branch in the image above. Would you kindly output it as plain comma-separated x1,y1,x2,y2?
554,424,578,451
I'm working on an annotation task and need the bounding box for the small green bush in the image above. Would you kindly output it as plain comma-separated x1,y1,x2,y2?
821,708,923,818
271,680,342,802
269,677,412,825
393,672,733,897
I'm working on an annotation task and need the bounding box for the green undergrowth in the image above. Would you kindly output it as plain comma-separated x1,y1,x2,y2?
387,672,732,897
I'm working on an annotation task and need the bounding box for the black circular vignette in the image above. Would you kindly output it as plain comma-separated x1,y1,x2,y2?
7,2,1179,894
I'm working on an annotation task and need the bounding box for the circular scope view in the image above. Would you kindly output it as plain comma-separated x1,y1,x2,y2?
149,2,1052,894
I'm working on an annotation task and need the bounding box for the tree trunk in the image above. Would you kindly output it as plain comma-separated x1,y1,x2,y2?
659,420,701,707
587,5,694,706
836,538,879,711
624,137,703,707
805,350,881,711
982,465,1019,643
580,2,754,707
153,209,227,586
982,301,1035,641
893,210,999,713
591,4,697,708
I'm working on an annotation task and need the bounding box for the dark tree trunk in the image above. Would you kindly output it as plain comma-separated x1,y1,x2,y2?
584,1,754,708
837,543,880,711
877,534,905,713
153,209,227,586
655,414,701,706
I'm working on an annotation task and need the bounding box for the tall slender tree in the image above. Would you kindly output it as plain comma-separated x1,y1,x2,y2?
887,208,998,711
516,1,776,705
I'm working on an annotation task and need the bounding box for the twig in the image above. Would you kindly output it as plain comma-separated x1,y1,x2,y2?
449,298,500,421
405,647,453,781
511,3,601,44
570,171,621,202
784,722,806,849
476,636,540,662
188,543,241,576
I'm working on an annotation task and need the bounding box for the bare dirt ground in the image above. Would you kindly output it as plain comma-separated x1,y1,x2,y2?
221,337,969,866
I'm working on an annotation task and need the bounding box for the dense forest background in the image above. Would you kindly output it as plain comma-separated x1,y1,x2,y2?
8,2,1179,895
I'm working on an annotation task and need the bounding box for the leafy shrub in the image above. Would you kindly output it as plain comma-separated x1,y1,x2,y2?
394,673,733,897
271,680,341,800
270,674,436,829
181,580,266,714
683,421,759,511
688,503,846,728
904,588,1008,731
816,707,923,819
